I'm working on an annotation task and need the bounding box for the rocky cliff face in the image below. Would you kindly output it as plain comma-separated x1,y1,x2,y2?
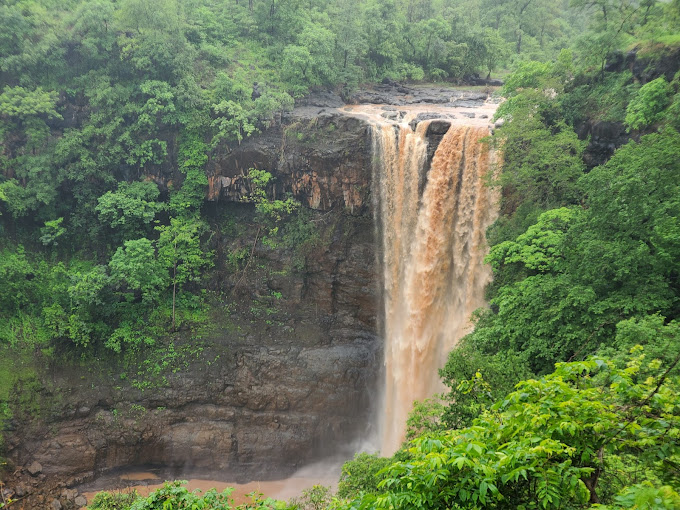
577,120,630,168
3,95,383,508
207,97,372,215
578,47,680,168
2,86,491,509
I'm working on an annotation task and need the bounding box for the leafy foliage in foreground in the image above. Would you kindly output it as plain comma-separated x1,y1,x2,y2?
87,481,287,510
337,453,393,500
88,490,139,510
337,347,680,509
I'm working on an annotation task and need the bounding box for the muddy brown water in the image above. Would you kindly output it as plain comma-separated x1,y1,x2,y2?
79,467,339,508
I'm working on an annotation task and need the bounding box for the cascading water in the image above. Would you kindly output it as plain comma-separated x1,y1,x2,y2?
369,115,499,455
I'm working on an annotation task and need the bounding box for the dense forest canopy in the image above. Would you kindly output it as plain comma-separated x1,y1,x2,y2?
1,0,680,509
0,0,595,357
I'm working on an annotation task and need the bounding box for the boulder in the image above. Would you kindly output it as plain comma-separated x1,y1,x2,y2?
27,461,43,476
426,120,452,136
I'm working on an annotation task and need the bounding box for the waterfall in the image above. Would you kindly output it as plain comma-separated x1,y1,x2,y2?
372,121,498,455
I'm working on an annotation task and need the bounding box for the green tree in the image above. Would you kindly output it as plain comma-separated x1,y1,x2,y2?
493,92,586,213
440,341,532,429
0,86,62,218
481,28,508,78
109,238,167,305
244,169,299,247
168,133,209,216
0,246,36,317
282,22,337,88
330,0,367,88
569,128,680,322
337,453,393,500
117,0,181,34
43,264,111,348
625,76,672,131
156,217,212,330
39,217,66,246
361,0,404,79
288,485,332,510
337,348,680,509
95,181,164,242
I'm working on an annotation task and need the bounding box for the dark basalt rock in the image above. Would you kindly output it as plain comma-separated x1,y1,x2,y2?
4,85,498,506
408,112,455,131
462,74,504,87
296,90,345,108
604,50,636,73
349,83,492,106
577,120,630,168
451,99,486,108
208,111,371,214
604,47,680,84
381,110,407,121
630,47,680,84
426,120,452,136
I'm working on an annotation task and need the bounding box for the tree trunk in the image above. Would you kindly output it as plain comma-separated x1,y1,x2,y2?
171,251,177,332
583,447,604,504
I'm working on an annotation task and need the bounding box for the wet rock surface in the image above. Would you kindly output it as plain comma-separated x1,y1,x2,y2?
605,47,680,84
3,83,497,506
208,112,371,214
577,120,630,168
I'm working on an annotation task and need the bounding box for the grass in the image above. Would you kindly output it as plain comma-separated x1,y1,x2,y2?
636,34,680,57
0,345,36,402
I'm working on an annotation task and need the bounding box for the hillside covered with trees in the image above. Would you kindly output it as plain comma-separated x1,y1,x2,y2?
1,0,680,509
0,0,591,357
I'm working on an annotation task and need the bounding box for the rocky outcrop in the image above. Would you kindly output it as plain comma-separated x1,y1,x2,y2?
606,47,680,84
577,120,630,168
3,84,493,505
207,109,372,215
9,340,378,480
349,82,490,107
576,48,680,168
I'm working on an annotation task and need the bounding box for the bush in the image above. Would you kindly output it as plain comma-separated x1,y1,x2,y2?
625,77,672,130
88,490,139,510
337,453,393,499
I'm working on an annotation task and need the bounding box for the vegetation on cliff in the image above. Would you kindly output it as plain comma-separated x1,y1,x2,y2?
1,0,680,508
0,0,597,469
331,2,680,509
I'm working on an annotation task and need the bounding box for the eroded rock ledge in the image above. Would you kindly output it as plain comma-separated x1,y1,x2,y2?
205,86,494,213
2,85,496,508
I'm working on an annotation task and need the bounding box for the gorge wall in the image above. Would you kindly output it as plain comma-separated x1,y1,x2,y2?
2,85,498,507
